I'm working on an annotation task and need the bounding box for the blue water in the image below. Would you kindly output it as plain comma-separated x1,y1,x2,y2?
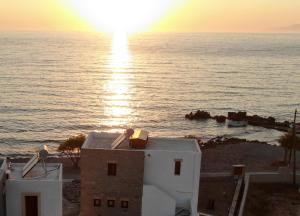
1,32,300,154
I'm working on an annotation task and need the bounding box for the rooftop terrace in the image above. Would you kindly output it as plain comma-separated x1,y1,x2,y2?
82,131,200,152
8,163,62,181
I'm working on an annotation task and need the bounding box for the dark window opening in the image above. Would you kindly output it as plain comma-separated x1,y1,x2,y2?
107,199,115,207
94,199,101,207
174,160,181,175
121,200,129,208
107,162,117,176
25,195,38,216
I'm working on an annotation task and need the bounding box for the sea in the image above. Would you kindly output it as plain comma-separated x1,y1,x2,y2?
1,32,300,154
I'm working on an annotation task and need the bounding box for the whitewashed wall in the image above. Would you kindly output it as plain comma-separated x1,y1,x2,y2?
143,149,201,215
142,185,176,216
0,160,6,216
6,178,62,216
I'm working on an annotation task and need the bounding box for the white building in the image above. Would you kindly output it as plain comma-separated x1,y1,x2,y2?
142,137,201,216
0,159,6,216
0,156,63,216
80,129,201,216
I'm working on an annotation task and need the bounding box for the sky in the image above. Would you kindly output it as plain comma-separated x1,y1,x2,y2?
1,0,300,33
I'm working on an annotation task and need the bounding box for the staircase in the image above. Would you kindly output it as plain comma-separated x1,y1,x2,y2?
175,207,190,216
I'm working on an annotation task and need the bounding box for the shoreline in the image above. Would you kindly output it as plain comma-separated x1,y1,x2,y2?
0,136,278,159
4,135,298,174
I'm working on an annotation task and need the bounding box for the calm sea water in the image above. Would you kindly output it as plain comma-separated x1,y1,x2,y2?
1,32,300,154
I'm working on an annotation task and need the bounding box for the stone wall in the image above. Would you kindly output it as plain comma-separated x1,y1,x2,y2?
80,149,145,216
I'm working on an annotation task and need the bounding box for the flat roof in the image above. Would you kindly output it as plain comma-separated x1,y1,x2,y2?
147,137,199,152
82,131,200,153
82,131,125,149
8,163,62,181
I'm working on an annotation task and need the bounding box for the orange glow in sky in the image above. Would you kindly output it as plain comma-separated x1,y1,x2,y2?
0,0,300,33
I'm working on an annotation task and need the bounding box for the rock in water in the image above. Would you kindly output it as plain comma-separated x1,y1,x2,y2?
185,110,211,120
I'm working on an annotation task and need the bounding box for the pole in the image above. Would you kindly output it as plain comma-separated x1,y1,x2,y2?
292,109,297,185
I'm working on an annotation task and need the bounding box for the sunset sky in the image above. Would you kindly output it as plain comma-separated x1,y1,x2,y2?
1,0,300,33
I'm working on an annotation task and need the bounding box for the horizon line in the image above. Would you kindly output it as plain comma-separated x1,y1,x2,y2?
1,30,300,34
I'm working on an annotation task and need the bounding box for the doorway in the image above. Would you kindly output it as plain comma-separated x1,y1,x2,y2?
23,193,40,216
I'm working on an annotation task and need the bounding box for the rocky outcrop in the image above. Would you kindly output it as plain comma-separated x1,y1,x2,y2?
246,115,275,127
184,110,227,123
185,110,291,132
213,115,226,123
196,136,268,149
246,115,290,131
228,111,247,121
185,110,211,120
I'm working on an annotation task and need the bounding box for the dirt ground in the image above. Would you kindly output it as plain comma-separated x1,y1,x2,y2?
201,142,300,172
244,183,300,216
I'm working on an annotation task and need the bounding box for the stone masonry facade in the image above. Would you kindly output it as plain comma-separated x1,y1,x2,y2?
80,149,145,216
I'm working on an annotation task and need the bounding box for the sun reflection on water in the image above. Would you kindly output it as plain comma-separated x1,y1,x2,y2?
109,32,131,71
103,32,133,129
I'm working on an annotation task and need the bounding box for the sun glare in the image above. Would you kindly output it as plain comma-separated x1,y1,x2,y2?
109,31,130,70
63,0,180,34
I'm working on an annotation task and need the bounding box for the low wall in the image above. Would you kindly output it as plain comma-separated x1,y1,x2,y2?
201,172,232,178
238,171,300,216
228,177,244,216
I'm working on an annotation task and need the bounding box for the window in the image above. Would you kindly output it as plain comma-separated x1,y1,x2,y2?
94,199,101,207
107,162,117,176
121,200,129,208
174,160,182,175
107,199,115,207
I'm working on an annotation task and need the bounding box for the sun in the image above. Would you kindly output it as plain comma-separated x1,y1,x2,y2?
63,0,180,34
